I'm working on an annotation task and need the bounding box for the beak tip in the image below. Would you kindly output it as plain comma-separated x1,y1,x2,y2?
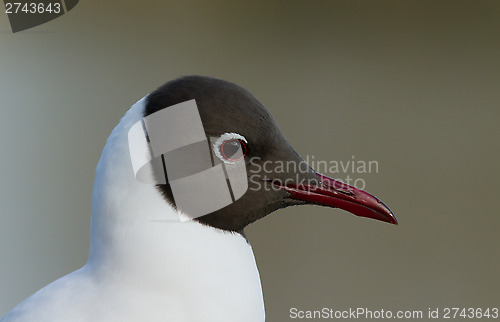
371,210,398,225
387,211,398,225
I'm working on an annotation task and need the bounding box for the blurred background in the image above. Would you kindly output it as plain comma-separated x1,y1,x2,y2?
1,1,499,320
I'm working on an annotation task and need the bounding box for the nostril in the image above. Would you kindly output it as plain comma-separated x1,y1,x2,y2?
335,188,355,196
319,181,354,196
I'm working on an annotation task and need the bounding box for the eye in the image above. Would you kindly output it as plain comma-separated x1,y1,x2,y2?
213,133,248,164
221,139,247,161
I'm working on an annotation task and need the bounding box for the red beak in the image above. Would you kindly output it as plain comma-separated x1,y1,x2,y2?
273,173,398,225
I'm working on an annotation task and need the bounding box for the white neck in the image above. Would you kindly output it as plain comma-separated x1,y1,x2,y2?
86,97,265,320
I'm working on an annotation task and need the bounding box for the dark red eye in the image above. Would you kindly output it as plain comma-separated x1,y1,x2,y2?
220,139,247,161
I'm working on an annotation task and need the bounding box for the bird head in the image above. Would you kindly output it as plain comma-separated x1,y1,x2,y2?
135,76,397,233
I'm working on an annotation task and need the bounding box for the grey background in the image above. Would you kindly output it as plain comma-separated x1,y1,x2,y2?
1,1,499,320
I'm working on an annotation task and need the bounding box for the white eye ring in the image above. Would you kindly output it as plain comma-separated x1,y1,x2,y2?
213,133,248,164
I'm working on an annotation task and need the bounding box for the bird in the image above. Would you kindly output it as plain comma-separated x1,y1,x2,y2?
1,76,397,322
